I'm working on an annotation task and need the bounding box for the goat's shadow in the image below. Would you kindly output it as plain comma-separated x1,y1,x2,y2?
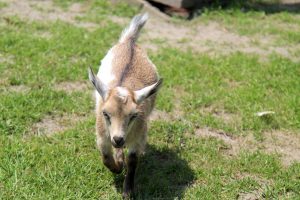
114,145,195,199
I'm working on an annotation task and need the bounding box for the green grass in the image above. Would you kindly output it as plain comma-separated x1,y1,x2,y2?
0,1,7,9
155,50,300,133
198,9,300,45
0,0,300,199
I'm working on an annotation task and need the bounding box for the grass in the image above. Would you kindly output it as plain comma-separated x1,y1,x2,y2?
198,9,300,45
0,0,300,199
0,1,7,9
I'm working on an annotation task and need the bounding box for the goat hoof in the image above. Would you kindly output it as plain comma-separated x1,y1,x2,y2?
110,167,123,174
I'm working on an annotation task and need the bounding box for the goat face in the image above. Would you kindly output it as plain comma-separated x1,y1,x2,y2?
89,67,163,148
101,87,139,148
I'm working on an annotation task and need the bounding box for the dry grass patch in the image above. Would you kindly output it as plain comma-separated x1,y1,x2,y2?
34,31,52,39
0,0,98,30
0,53,14,64
54,81,90,94
149,109,172,122
1,0,299,61
262,131,300,166
195,127,239,156
5,85,31,93
140,19,299,61
31,113,89,136
201,106,240,125
235,172,272,200
196,128,300,166
115,8,300,61
238,188,263,200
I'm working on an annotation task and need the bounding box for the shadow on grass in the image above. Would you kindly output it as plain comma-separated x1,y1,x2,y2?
114,145,195,199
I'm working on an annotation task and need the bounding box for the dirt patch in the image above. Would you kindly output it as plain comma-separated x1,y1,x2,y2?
5,85,31,93
195,128,300,166
149,109,172,121
0,0,97,30
136,3,300,61
0,53,14,64
196,127,240,155
54,81,90,94
213,111,236,124
235,172,271,200
31,113,88,135
141,20,300,61
1,0,298,61
201,106,239,124
68,2,86,13
110,15,129,26
238,191,261,200
1,0,71,22
196,127,235,144
34,31,52,39
263,131,300,166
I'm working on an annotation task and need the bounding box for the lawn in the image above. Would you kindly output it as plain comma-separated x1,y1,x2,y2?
0,0,299,199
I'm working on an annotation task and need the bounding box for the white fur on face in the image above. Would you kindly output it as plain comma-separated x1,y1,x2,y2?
117,87,129,97
116,87,129,103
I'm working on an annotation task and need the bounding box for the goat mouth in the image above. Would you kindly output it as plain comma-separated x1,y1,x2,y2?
111,141,125,148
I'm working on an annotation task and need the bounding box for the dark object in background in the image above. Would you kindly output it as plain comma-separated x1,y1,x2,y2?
146,0,229,19
149,0,228,9
145,0,300,19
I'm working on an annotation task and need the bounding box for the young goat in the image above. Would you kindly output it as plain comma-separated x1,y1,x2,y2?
88,13,162,198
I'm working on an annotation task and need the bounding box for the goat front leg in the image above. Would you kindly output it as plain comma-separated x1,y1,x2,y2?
122,152,138,199
122,125,147,198
97,135,124,174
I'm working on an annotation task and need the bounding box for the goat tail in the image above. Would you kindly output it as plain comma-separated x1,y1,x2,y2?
119,13,148,43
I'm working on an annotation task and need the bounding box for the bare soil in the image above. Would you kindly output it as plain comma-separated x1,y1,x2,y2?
1,0,299,61
196,128,300,166
0,53,14,64
149,109,173,121
200,106,240,125
0,0,97,30
6,85,31,93
54,81,90,94
31,113,89,135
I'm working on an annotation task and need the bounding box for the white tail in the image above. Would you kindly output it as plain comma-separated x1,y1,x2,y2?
119,13,148,43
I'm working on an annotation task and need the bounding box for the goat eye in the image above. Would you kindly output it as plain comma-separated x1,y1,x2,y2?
103,112,111,123
129,113,138,122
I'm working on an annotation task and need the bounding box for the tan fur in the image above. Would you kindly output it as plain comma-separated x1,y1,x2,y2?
90,14,161,198
95,41,159,152
109,43,158,89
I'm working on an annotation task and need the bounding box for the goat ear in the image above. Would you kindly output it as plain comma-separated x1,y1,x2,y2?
134,78,163,104
88,67,108,100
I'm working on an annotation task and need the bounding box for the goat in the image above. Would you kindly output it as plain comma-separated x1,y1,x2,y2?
88,13,162,198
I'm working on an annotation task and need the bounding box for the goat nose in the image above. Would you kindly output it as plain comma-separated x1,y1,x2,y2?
113,136,125,146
